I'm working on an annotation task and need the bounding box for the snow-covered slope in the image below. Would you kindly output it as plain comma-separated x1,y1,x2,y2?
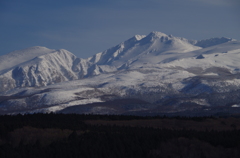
160,40,240,70
1,31,240,115
0,47,104,93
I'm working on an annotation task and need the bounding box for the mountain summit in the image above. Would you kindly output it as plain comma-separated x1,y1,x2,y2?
88,31,201,68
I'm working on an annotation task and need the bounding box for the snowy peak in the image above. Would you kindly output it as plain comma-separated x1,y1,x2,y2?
140,31,169,43
139,31,199,50
148,31,168,38
144,32,195,47
89,31,201,67
0,48,80,90
0,47,102,93
87,34,143,65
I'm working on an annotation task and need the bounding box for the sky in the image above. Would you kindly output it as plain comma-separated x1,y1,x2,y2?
0,0,240,58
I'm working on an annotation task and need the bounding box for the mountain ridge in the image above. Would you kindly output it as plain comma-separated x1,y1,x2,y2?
1,31,240,115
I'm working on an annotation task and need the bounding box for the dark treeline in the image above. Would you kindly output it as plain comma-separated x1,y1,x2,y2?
0,113,240,158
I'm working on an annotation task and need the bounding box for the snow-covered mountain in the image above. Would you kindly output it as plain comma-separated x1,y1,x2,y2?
1,31,240,115
0,47,105,93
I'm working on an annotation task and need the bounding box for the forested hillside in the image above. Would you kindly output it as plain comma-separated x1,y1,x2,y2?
0,114,240,158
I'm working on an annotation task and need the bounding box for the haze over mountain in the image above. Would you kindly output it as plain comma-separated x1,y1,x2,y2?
1,31,240,115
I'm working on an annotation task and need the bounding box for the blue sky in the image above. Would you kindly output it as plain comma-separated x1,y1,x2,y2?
1,0,240,58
